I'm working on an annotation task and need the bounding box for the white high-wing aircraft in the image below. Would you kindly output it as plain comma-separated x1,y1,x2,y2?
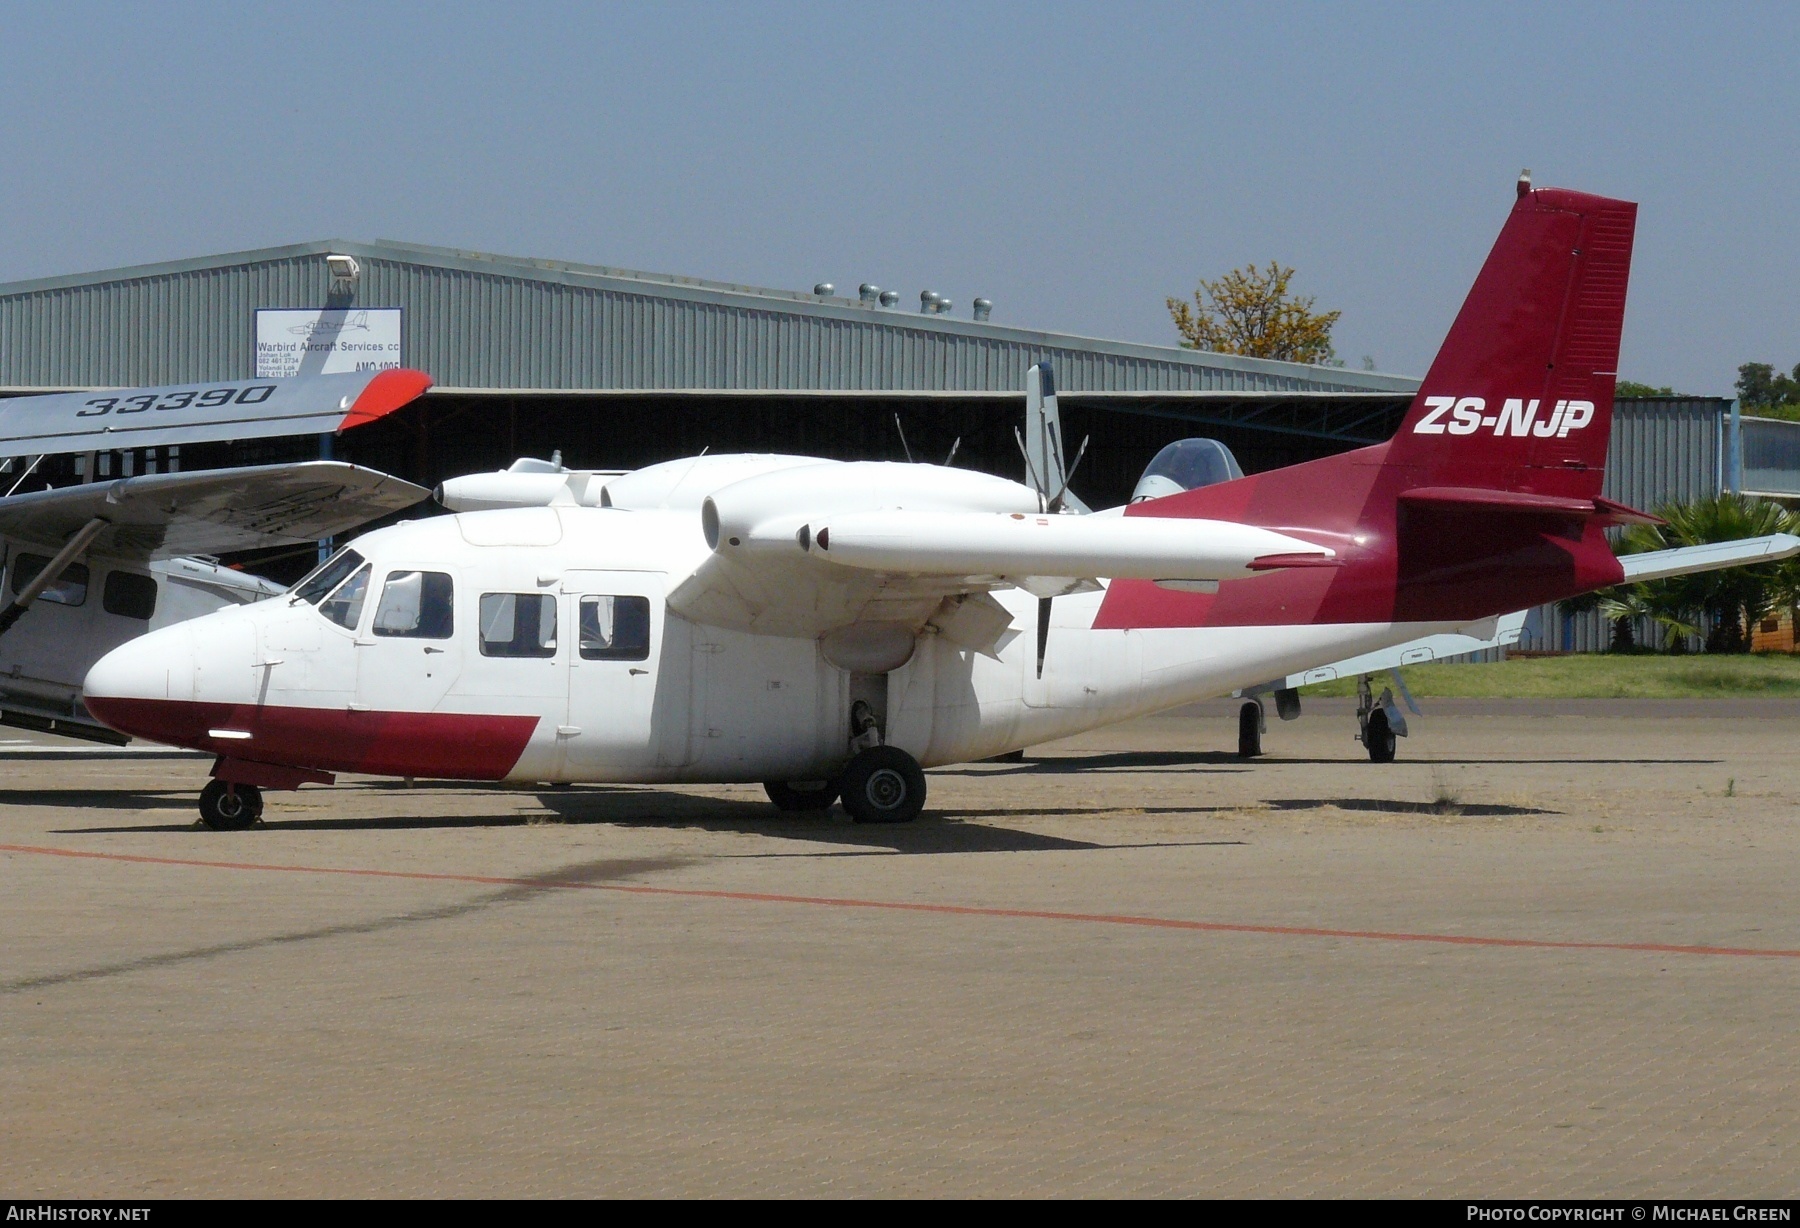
83,181,1800,828
0,369,432,741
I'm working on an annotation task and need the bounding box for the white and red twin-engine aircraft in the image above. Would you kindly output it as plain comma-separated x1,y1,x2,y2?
81,181,1800,828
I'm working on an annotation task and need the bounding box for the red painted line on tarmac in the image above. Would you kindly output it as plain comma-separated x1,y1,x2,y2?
5,841,1798,960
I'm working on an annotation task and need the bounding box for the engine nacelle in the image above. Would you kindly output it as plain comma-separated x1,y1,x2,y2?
702,461,1041,554
435,457,626,512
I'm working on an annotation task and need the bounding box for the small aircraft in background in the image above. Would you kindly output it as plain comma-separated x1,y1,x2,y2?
83,181,1800,828
0,368,432,741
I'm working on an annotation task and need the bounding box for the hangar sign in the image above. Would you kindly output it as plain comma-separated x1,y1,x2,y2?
256,308,403,379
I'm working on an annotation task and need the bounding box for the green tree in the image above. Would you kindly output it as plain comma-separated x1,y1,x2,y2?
1736,361,1800,420
1166,262,1340,363
1614,380,1676,397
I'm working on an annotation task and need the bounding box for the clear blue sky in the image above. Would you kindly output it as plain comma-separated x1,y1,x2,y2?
1,2,1794,395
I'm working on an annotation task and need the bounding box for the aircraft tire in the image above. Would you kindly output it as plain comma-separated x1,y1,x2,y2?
1365,709,1398,763
763,780,840,812
198,780,264,831
841,746,926,824
1237,701,1262,758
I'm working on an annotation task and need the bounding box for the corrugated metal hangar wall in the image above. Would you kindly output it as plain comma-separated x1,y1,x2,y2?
0,240,1418,518
0,242,1747,653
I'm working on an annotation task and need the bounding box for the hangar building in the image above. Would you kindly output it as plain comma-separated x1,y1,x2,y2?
0,239,1418,514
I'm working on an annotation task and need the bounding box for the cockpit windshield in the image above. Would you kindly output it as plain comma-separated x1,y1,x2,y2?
1130,439,1245,503
291,549,366,605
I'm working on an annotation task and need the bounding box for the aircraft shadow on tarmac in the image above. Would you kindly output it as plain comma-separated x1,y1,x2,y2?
1,856,690,998
1264,797,1556,817
54,783,1246,855
944,750,1719,774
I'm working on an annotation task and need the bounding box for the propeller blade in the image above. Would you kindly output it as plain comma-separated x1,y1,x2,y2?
1036,596,1052,678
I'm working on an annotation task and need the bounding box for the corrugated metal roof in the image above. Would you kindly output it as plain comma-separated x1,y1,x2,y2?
0,239,1420,395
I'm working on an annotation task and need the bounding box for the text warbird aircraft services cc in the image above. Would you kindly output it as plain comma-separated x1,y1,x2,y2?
81,180,1800,828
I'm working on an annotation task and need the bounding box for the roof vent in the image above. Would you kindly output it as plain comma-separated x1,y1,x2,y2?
878,289,899,308
920,290,940,313
972,297,993,322
813,282,835,297
858,283,881,304
934,296,953,315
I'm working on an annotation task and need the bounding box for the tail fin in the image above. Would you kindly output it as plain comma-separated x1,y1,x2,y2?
1094,177,1639,631
1386,176,1636,497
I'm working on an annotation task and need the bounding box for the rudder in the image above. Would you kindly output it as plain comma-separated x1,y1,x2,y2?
1386,177,1637,500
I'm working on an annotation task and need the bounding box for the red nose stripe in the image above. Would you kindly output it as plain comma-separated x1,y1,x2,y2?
84,697,538,780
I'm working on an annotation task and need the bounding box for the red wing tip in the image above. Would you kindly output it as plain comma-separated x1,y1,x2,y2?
1246,553,1340,572
339,368,433,431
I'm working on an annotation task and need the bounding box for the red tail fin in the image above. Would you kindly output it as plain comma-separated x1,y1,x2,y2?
1387,182,1636,497
1094,181,1637,631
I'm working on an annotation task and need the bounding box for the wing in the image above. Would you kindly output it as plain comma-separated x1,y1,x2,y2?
1618,533,1800,581
0,461,430,560
670,506,1333,643
0,368,431,459
1256,611,1532,692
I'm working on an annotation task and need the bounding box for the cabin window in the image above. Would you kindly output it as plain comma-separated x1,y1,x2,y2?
12,554,88,607
579,595,651,661
479,593,558,658
293,549,366,605
318,564,371,630
103,571,158,620
373,571,454,639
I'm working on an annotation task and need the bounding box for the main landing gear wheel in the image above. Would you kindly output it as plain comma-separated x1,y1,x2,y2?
1364,708,1398,763
764,779,841,812
198,780,264,831
840,746,927,825
1237,700,1263,758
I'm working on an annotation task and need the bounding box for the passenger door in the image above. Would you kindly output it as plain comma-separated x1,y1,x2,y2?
561,571,666,778
354,567,462,712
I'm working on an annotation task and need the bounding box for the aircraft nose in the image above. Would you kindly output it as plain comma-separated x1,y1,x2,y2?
83,623,194,739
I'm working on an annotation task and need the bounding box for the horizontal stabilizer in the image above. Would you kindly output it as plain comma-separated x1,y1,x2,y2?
1618,533,1800,583
1399,487,1660,525
1254,611,1532,693
0,369,432,460
810,511,1333,581
0,461,430,560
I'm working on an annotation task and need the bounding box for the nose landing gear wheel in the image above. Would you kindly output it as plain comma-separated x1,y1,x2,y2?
763,780,841,812
198,780,264,830
1364,709,1398,763
840,746,927,824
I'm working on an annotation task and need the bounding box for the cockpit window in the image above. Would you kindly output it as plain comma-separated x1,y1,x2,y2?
12,554,88,606
318,564,371,630
293,549,366,605
373,571,454,639
1130,439,1245,503
1144,439,1244,489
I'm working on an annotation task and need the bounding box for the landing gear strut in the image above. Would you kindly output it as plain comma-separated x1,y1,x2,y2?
840,745,927,824
1355,675,1402,763
198,779,264,830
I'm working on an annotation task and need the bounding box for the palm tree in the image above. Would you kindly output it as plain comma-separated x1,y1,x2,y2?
1556,493,1798,654
1625,494,1798,653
